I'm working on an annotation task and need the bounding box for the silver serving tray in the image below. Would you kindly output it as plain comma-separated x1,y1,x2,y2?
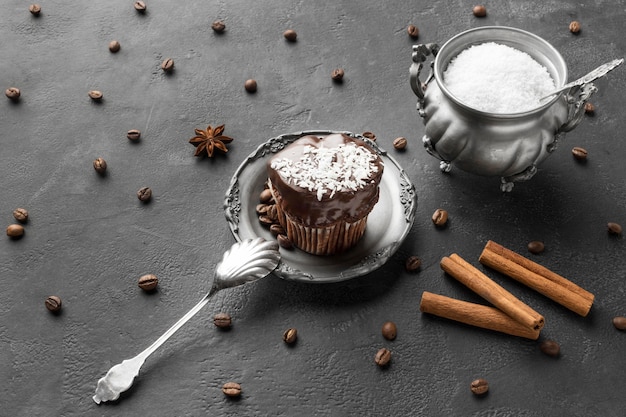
224,130,417,283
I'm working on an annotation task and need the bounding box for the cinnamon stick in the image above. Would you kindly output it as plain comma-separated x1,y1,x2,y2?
479,241,594,317
440,254,545,330
419,291,540,340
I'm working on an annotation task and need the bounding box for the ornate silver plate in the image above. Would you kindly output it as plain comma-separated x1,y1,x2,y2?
224,130,417,283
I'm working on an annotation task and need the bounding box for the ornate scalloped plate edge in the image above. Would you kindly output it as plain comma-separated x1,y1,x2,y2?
224,130,417,283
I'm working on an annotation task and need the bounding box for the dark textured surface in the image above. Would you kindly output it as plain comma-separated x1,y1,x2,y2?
2,1,625,416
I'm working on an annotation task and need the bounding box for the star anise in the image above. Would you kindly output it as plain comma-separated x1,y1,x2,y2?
188,124,234,157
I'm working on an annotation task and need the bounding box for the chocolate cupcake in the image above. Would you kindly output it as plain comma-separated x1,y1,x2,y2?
267,133,384,255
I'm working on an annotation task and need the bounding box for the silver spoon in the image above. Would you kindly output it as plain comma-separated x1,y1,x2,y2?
93,238,281,404
540,58,623,100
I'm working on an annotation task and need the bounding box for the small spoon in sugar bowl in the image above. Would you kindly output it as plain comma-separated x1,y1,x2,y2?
540,58,623,101
92,237,281,404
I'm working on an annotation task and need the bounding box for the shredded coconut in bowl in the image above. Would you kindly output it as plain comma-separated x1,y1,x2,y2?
443,42,556,114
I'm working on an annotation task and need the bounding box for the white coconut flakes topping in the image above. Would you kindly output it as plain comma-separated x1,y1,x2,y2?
271,142,380,201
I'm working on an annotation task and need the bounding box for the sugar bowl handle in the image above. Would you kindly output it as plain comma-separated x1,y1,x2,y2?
558,83,597,133
410,44,439,101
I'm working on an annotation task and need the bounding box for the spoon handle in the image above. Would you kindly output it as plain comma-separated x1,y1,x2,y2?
92,288,217,404
541,58,623,100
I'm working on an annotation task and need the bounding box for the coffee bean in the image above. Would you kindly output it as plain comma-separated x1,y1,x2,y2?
362,131,376,141
584,102,595,115
407,24,419,39
258,215,274,227
45,295,62,313
277,234,293,249
213,312,232,328
259,188,273,204
470,378,489,395
5,87,21,101
569,20,581,34
472,5,487,17
109,40,121,53
222,382,242,397
127,129,141,141
6,224,24,238
256,204,270,215
161,58,175,73
93,157,107,175
393,137,407,151
13,208,29,223
607,222,622,235
527,241,545,254
244,79,257,93
137,187,152,202
539,340,560,357
134,1,147,13
88,90,103,101
612,316,626,330
572,146,587,160
211,20,226,33
331,68,344,82
29,4,41,15
138,274,158,291
283,328,298,344
405,256,422,272
381,321,397,341
269,223,285,236
432,208,448,227
283,29,297,42
375,347,391,367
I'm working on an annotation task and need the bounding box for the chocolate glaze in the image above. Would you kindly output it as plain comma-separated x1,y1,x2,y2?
267,133,384,227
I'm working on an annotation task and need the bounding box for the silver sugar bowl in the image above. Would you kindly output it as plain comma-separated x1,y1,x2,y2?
410,26,600,191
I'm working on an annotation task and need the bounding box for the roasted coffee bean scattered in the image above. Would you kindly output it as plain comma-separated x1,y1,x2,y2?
472,5,487,17
13,208,29,223
213,312,232,328
407,24,419,39
612,316,626,330
277,234,293,249
109,40,121,53
584,102,595,115
161,58,175,73
258,215,274,227
245,79,257,93
259,188,273,204
527,241,545,254
138,274,158,291
88,90,103,101
331,68,345,82
571,146,587,161
6,224,24,238
393,137,407,151
283,328,298,344
29,4,41,15
432,208,448,227
381,321,397,341
607,222,622,235
283,29,297,42
222,382,242,397
134,1,147,13
362,131,376,141
470,378,489,395
137,187,152,202
93,158,107,175
211,20,226,33
45,295,62,313
405,255,422,272
375,347,392,367
127,129,141,141
540,340,561,357
256,204,270,216
569,20,581,34
5,87,21,101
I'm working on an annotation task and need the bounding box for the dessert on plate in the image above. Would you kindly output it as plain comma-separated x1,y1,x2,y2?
266,133,384,256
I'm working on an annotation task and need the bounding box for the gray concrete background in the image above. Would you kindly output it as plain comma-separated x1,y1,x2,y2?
1,0,625,415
